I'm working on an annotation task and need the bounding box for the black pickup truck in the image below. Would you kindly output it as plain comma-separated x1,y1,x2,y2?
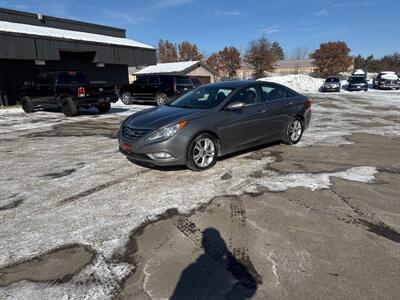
20,71,118,116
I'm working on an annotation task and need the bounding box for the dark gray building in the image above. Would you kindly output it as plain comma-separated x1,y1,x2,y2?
0,8,156,105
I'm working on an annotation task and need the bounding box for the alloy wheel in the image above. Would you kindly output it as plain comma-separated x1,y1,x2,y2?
289,119,303,143
122,92,131,104
192,137,216,168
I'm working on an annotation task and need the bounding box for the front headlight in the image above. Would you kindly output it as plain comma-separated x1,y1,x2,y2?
147,120,187,141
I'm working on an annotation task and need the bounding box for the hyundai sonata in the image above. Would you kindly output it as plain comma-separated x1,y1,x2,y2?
119,80,311,171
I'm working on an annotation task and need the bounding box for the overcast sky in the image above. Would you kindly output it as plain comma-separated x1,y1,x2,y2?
1,0,399,57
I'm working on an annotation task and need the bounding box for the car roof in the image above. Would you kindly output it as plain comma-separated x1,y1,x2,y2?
204,80,260,89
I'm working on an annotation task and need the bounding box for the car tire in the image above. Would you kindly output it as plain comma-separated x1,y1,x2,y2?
155,93,168,106
61,97,78,117
97,102,111,113
121,92,132,105
283,117,304,145
21,96,35,113
336,88,340,92
186,133,218,171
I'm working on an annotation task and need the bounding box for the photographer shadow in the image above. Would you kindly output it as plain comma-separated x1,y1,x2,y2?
170,228,261,300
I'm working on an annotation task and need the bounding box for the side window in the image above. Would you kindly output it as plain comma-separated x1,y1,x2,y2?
260,84,287,101
148,75,159,84
230,86,260,106
135,76,147,84
285,88,297,98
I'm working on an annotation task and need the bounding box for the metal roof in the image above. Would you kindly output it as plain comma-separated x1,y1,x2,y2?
0,20,154,49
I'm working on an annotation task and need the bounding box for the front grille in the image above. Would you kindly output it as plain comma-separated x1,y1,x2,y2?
122,126,151,139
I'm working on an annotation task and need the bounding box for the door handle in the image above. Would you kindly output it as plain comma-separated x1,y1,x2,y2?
287,102,293,107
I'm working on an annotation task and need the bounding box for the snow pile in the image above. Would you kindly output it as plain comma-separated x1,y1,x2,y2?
258,74,324,93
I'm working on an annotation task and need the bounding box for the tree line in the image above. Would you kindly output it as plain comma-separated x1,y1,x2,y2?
157,37,284,79
157,38,400,78
354,53,400,73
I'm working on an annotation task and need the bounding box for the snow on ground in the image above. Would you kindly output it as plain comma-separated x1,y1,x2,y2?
0,85,399,299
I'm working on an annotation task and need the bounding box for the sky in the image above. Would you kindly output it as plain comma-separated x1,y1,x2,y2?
0,0,399,58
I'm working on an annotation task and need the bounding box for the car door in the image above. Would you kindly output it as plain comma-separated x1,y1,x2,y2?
31,73,54,106
219,85,267,151
147,75,160,99
131,76,148,100
259,83,293,141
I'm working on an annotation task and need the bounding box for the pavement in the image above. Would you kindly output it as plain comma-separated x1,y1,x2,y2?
0,92,399,299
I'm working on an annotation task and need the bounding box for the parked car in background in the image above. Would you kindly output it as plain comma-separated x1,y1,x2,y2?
20,71,117,116
190,77,203,88
373,72,399,90
321,76,341,92
352,69,367,78
347,76,368,91
119,75,194,106
119,80,311,171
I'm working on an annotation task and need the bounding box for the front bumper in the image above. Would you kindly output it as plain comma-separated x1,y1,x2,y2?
347,85,368,91
322,86,340,92
118,130,190,166
377,84,399,89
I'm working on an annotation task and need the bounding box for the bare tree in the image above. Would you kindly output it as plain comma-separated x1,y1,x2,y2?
178,41,204,61
290,46,311,60
244,36,277,78
157,39,178,63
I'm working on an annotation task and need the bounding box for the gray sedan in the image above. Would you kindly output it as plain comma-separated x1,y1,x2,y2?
119,81,311,171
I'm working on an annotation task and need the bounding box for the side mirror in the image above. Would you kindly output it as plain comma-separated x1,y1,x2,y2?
226,101,245,110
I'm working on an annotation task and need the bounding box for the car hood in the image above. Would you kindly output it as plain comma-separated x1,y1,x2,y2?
124,105,205,129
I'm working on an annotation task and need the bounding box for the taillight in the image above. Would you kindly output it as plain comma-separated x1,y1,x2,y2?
305,99,311,109
78,87,85,98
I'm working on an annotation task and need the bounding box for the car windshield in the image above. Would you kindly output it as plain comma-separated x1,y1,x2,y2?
168,86,234,109
351,77,366,83
326,78,339,82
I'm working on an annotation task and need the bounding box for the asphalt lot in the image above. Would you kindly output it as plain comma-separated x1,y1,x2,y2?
0,91,399,299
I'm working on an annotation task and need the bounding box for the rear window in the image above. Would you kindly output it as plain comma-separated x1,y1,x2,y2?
175,77,192,85
350,77,366,83
326,77,340,82
58,72,89,84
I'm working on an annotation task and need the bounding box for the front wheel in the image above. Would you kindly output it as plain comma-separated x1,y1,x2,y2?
21,96,35,113
97,102,111,113
121,92,132,105
186,133,218,171
284,117,304,145
155,93,168,106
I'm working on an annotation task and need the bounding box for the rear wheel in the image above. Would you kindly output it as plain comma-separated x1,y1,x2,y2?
284,117,304,145
186,133,218,171
61,98,78,117
21,96,35,113
155,93,168,106
97,102,111,113
121,92,132,105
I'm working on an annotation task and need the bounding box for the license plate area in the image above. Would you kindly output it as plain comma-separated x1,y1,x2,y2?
121,143,133,152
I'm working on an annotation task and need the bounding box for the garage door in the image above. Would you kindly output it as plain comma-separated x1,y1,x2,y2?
193,76,211,84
